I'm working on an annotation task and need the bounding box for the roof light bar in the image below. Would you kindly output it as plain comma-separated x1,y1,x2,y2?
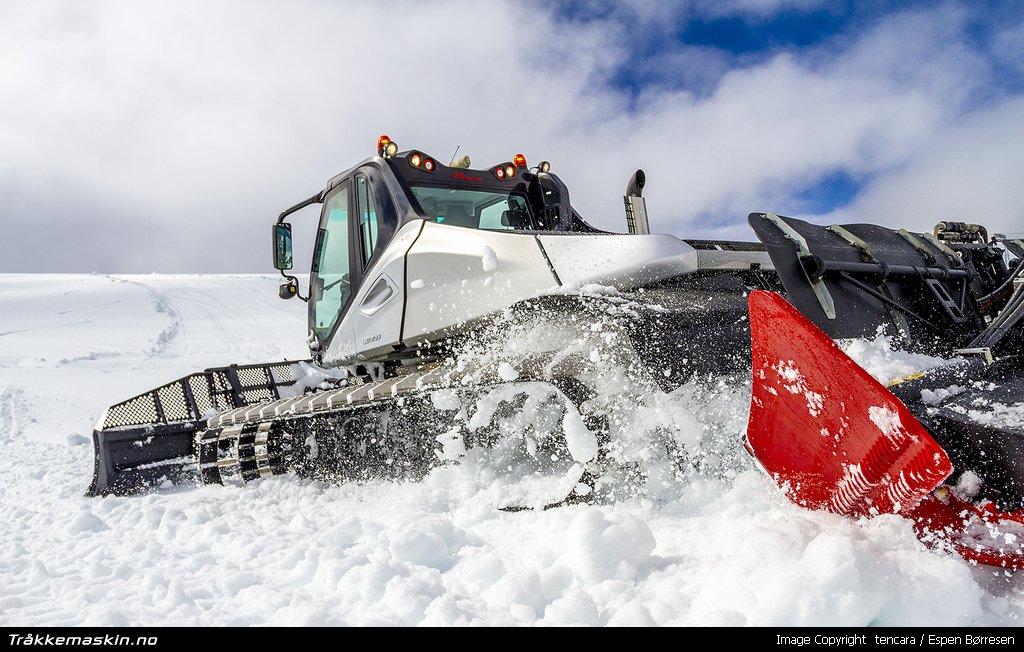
408,151,436,173
492,162,517,180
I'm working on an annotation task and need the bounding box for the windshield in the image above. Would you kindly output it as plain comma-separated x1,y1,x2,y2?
409,185,536,231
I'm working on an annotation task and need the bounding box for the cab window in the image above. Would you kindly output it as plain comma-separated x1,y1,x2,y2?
409,186,535,231
478,194,532,230
310,183,351,340
356,175,380,265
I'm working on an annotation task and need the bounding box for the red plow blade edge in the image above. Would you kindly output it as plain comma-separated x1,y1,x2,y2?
911,493,1024,569
745,290,951,517
745,290,1024,568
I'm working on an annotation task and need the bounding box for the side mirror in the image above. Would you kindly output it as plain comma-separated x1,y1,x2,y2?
273,223,293,270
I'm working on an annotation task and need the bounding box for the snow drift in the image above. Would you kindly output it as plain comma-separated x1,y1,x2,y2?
1,273,1022,626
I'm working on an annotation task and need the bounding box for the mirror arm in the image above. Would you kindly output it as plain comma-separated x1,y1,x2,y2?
278,191,324,224
275,190,323,302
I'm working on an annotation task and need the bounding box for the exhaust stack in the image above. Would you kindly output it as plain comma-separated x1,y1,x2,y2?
624,169,649,235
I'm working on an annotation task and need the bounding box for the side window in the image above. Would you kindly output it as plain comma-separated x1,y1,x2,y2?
356,175,380,266
478,194,534,231
311,183,352,340
478,201,508,230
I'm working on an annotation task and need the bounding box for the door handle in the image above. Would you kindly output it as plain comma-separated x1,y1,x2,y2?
359,275,396,316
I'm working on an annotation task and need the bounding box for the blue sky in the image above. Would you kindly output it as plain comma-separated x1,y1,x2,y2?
568,1,1024,95
554,0,1024,218
1,0,1022,272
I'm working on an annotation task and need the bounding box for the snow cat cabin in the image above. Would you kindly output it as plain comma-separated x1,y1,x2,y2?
270,135,773,370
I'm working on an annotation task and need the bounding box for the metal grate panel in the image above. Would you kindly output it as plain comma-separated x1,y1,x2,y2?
103,393,159,429
157,382,192,421
211,371,231,394
98,360,311,432
237,366,269,386
269,364,294,383
189,375,214,416
242,388,275,403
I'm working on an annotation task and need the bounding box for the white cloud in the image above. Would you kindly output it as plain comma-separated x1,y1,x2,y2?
0,1,619,271
822,96,1024,237
0,1,1021,272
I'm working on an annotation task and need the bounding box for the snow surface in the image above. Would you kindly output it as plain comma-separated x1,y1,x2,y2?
2,274,1024,626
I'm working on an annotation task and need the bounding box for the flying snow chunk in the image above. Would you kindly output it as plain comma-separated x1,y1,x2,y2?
497,363,520,381
482,246,498,272
410,278,425,289
956,470,983,499
430,389,461,410
435,426,467,462
562,410,598,463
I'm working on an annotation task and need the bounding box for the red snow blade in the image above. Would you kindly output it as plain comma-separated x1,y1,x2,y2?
911,492,1024,570
745,290,952,517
